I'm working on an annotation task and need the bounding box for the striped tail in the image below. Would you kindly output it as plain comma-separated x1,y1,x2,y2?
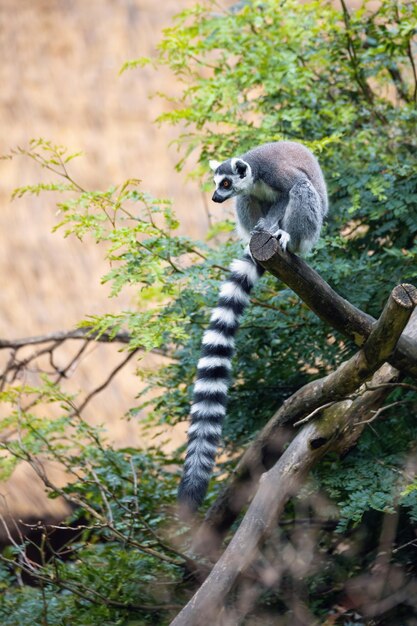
178,250,265,512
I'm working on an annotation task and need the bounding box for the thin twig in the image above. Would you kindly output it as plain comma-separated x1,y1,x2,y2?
364,381,417,393
90,468,114,525
0,327,169,356
355,399,410,425
293,400,349,427
392,538,417,554
73,348,139,415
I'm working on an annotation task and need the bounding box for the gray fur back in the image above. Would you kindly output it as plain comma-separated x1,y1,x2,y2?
242,141,328,215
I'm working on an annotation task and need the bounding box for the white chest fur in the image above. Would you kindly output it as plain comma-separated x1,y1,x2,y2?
250,179,280,202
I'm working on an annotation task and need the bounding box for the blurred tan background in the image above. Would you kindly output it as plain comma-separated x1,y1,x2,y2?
0,0,366,529
0,0,221,527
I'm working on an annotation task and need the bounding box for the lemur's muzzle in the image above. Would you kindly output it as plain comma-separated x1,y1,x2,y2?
212,191,226,203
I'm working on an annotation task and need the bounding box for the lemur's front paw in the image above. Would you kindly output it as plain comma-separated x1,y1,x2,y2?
272,228,291,251
251,218,267,235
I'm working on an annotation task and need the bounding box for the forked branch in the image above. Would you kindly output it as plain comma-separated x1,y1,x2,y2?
172,277,415,624
193,236,417,554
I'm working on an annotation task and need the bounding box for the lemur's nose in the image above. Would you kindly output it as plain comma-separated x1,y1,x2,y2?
212,191,225,203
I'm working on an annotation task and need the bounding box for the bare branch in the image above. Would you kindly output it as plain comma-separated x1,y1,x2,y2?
364,381,417,393
355,399,410,426
249,231,417,378
193,238,417,556
172,416,347,622
72,349,139,416
174,287,413,623
0,327,171,357
293,399,346,427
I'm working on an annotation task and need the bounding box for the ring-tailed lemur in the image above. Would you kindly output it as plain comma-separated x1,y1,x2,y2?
178,141,328,512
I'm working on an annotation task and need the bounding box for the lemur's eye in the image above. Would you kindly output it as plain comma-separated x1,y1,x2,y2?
221,179,231,189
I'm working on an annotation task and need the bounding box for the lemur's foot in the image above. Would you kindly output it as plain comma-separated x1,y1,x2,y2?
272,228,290,251
251,221,290,251
251,218,267,235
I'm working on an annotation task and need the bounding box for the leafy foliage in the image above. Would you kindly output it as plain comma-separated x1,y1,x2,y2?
1,0,417,624
0,380,184,625
316,406,417,532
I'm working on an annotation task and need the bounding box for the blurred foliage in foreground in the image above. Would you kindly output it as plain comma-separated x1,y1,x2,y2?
1,0,417,624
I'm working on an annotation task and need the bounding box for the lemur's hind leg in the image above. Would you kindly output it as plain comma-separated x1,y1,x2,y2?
280,179,323,255
251,204,289,250
250,179,322,254
251,212,292,252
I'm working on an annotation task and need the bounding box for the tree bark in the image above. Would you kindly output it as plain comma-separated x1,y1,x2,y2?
172,284,415,624
193,286,417,557
249,231,417,377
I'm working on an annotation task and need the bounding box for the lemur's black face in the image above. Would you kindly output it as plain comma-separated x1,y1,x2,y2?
210,158,253,203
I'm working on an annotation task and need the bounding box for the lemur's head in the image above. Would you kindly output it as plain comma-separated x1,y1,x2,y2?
209,158,253,203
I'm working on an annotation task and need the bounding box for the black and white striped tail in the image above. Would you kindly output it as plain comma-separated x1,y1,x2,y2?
178,251,265,512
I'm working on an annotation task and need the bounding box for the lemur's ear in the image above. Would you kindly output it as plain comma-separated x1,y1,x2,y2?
209,159,221,172
231,158,249,178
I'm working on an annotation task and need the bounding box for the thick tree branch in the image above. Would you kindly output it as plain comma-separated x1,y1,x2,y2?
200,312,417,551
174,285,414,624
176,381,401,623
249,231,417,377
174,420,332,625
197,364,402,558
332,362,400,456
193,241,417,556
